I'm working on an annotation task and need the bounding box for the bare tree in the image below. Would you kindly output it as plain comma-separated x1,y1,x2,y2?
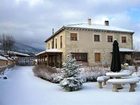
0,34,15,55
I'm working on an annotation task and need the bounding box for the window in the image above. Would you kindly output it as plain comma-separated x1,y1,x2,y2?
71,53,88,62
55,38,57,48
48,43,50,49
60,36,62,48
107,36,113,42
94,35,100,42
122,36,126,43
95,53,101,62
70,33,77,41
52,39,54,48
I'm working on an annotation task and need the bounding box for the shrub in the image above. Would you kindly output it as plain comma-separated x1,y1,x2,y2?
33,64,110,84
33,65,63,83
78,67,109,82
60,77,82,91
51,73,64,83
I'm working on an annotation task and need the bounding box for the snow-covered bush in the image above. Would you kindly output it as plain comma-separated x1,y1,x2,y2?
33,65,63,83
78,67,109,82
60,77,82,91
60,55,83,91
51,73,64,83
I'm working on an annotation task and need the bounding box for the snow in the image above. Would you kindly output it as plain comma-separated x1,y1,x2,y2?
119,48,134,52
132,72,140,77
66,23,134,33
97,76,105,81
0,66,140,105
7,57,13,60
0,55,7,60
108,77,139,84
106,71,131,77
9,51,30,57
97,76,110,81
36,49,62,56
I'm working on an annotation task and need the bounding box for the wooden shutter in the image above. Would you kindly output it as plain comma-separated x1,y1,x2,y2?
95,53,101,62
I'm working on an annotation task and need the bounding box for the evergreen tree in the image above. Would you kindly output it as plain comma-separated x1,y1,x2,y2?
62,55,79,78
60,54,82,91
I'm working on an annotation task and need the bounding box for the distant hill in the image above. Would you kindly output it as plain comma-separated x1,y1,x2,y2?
0,42,44,55
12,42,44,54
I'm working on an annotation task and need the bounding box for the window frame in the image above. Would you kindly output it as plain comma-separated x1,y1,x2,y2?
48,43,50,49
121,36,127,43
55,38,57,48
94,34,100,42
107,35,113,42
70,32,78,41
60,36,62,48
52,39,54,49
71,53,88,62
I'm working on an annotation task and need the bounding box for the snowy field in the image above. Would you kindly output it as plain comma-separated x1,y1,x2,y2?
0,66,140,105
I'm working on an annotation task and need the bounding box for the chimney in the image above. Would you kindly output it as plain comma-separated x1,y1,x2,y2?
52,28,54,34
105,20,109,26
88,18,92,25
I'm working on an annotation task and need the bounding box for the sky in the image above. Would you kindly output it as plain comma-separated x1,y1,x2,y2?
0,0,140,49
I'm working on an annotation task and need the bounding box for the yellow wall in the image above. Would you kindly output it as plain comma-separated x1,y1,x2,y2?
64,29,133,66
45,31,66,62
45,29,133,66
0,60,7,67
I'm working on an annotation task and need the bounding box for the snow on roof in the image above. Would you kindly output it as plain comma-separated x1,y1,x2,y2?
36,50,46,56
7,57,13,60
45,22,134,42
46,49,62,52
36,49,62,56
66,23,134,33
9,51,30,57
119,48,134,52
0,55,7,61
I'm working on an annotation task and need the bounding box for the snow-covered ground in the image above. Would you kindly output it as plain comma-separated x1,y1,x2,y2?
0,66,140,105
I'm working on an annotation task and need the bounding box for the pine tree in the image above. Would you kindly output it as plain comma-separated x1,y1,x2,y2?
62,55,79,78
60,54,82,91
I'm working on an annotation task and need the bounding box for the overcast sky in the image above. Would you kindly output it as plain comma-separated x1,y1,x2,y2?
0,0,140,49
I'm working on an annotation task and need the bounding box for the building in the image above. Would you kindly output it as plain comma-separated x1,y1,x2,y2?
8,51,34,66
0,55,8,67
37,19,134,67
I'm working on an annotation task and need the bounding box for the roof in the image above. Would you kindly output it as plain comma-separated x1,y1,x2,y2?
0,55,7,61
9,51,30,57
45,26,65,42
45,23,134,42
66,23,134,33
119,48,134,52
36,49,62,56
7,57,13,60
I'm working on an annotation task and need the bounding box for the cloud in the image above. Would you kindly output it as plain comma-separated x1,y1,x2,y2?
0,0,140,49
15,0,44,7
